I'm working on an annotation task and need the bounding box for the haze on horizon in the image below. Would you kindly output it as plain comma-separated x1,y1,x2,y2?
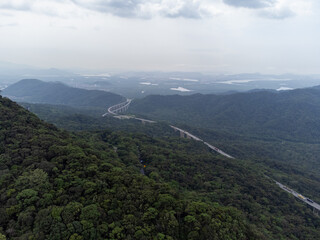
0,0,319,75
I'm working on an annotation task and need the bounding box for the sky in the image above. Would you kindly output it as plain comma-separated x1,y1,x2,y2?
0,0,319,74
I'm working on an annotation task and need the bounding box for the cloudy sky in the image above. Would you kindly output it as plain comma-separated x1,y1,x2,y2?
0,0,319,74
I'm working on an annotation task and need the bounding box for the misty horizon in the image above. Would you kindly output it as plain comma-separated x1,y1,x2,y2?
0,0,319,74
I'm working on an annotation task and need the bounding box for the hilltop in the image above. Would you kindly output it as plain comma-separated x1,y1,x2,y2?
2,79,125,111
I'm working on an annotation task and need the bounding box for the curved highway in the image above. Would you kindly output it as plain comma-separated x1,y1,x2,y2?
105,101,233,159
102,99,132,116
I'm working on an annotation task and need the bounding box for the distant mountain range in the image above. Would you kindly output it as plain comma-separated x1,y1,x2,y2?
2,79,125,110
0,61,77,81
130,86,320,142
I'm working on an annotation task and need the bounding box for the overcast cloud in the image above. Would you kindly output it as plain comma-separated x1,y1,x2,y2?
71,0,211,19
0,0,318,74
223,0,276,9
0,0,303,19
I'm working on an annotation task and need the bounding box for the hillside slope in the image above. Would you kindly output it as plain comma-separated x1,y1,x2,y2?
2,79,125,110
2,96,320,239
19,100,320,206
100,130,320,240
0,96,257,240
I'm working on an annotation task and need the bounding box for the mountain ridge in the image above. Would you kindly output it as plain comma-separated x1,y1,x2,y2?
2,79,125,111
130,85,320,142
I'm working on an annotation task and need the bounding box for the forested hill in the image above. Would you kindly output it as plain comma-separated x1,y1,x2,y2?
0,96,261,239
2,95,320,239
130,86,320,142
2,79,125,110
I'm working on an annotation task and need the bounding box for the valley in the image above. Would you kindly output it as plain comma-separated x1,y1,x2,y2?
2,79,320,239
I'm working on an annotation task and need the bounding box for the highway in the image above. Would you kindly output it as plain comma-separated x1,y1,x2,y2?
134,117,156,123
275,181,320,211
104,101,234,159
106,100,320,213
170,125,202,141
170,125,234,159
103,99,156,124
102,99,132,116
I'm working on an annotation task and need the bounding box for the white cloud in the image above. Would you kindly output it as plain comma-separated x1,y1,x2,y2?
259,6,294,19
257,0,313,19
0,0,33,11
71,0,212,19
159,0,211,19
0,0,83,18
223,0,276,9
0,0,313,20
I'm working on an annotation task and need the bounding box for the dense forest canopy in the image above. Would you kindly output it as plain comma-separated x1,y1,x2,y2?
129,87,320,179
130,87,320,142
1,95,320,239
0,96,259,239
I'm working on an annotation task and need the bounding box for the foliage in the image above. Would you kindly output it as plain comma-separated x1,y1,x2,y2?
102,132,320,240
0,96,256,239
2,90,320,239
128,88,320,189
130,88,320,143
